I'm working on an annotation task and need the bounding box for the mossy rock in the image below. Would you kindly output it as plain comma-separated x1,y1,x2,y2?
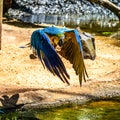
110,31,120,39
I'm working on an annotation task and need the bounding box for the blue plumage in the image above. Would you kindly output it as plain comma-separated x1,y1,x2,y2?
42,26,68,35
30,26,95,86
31,27,70,84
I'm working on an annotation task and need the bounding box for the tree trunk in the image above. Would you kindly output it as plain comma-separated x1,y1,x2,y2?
88,0,120,20
0,0,3,50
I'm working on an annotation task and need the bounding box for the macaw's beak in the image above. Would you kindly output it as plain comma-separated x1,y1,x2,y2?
58,35,65,47
81,36,96,60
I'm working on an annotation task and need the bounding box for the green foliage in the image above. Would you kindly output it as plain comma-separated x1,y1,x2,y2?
0,100,120,120
102,32,113,36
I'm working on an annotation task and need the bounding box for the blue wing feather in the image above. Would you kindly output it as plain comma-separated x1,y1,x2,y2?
31,29,70,85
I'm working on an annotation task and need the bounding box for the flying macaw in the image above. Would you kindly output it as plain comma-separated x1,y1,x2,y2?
28,26,96,86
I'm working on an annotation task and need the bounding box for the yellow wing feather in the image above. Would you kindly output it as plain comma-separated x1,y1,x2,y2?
62,31,88,86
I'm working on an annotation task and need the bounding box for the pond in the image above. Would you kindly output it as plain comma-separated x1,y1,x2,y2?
16,13,120,32
17,13,120,37
0,100,120,120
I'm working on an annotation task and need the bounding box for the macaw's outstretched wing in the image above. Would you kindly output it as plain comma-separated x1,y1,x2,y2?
31,30,70,85
61,30,88,86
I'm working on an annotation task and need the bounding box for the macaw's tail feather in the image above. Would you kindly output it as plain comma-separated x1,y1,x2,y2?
31,30,70,85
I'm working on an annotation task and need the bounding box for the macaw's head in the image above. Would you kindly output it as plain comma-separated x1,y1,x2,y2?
80,33,96,60
48,33,65,48
57,34,65,47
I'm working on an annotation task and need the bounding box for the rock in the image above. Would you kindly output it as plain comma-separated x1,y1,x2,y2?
8,0,119,16
5,0,119,26
110,31,120,39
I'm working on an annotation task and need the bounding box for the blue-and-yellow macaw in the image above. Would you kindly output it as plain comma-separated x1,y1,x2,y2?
28,26,96,86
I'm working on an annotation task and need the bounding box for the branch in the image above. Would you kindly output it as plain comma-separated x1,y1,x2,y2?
87,0,120,20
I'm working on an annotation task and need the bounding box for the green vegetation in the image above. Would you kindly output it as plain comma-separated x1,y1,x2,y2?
102,32,113,36
0,100,120,120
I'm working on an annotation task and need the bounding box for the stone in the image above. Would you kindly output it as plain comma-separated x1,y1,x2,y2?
6,0,119,25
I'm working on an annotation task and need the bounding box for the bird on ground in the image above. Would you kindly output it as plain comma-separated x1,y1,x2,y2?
25,26,96,86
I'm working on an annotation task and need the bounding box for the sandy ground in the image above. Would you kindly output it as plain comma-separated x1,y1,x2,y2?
0,21,120,109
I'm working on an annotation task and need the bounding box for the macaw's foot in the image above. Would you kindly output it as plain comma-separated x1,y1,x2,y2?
29,54,37,59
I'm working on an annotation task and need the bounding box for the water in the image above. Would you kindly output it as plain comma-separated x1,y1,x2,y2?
18,13,120,36
20,14,120,29
0,100,120,120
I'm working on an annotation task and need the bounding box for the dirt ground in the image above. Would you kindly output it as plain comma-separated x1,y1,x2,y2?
0,20,120,109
